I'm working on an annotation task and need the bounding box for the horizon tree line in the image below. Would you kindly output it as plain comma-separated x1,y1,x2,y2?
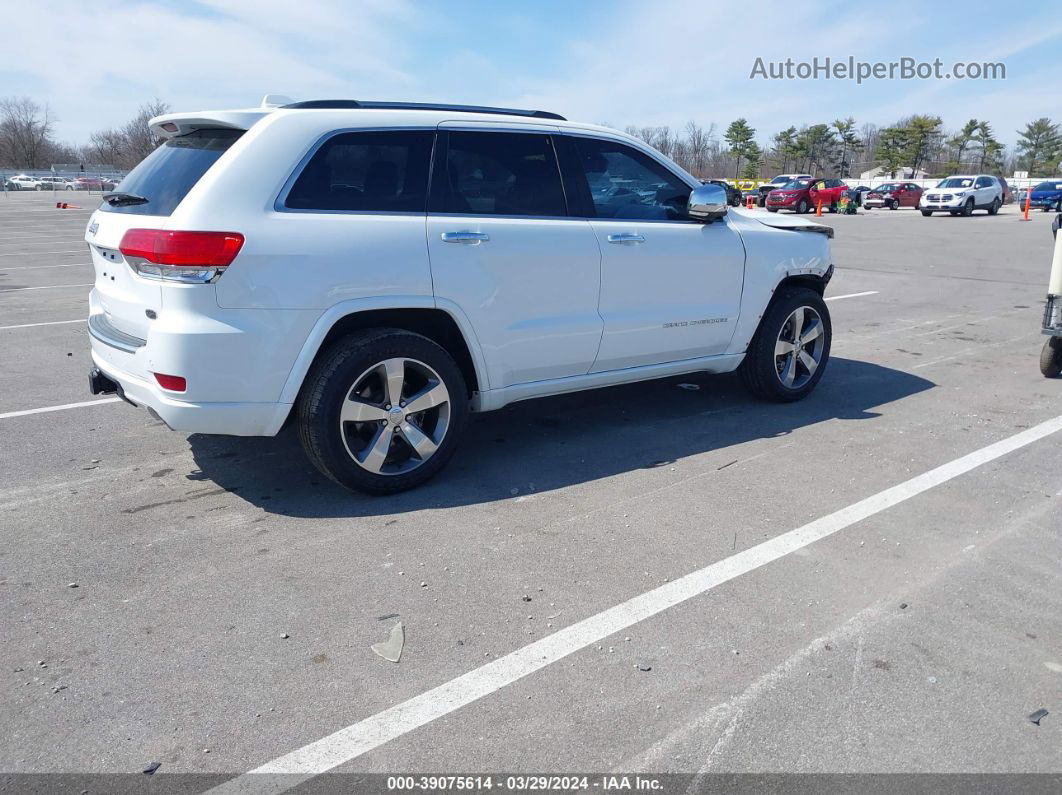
2,95,1060,181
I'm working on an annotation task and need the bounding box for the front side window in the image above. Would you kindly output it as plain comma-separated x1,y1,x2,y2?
430,131,566,217
573,138,691,220
285,130,434,212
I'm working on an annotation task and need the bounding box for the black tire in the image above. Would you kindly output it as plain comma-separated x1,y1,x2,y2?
796,199,809,214
962,198,974,217
1041,338,1062,378
739,288,831,402
921,210,933,216
297,329,469,495
988,197,1000,215
35,184,42,191
828,201,837,214
888,199,897,210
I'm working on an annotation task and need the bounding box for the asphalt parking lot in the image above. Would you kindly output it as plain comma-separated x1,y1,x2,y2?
1,190,1060,790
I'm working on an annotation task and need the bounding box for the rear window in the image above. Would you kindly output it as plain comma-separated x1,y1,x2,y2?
100,128,243,216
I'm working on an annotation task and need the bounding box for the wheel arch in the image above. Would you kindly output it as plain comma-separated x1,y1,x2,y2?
279,300,487,406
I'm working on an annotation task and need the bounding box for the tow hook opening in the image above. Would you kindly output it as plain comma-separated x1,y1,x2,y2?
88,367,117,395
88,368,137,406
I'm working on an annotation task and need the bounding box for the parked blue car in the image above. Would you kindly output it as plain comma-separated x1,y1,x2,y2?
1026,180,1062,212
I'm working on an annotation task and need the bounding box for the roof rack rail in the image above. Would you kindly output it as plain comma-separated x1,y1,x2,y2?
280,100,566,121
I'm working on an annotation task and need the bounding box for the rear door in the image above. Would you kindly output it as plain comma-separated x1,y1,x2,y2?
89,128,244,339
426,128,603,389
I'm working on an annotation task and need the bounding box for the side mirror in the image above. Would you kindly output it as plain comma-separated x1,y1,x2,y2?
687,183,728,222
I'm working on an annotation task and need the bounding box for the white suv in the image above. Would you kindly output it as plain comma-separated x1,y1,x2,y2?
86,98,836,494
920,174,1003,216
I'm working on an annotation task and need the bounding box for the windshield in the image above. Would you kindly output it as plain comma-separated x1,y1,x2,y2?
1034,181,1062,191
770,177,791,184
780,180,810,190
937,177,975,189
876,184,902,193
100,128,243,216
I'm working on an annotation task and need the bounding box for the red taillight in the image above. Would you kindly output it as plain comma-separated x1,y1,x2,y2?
120,229,244,267
153,373,187,392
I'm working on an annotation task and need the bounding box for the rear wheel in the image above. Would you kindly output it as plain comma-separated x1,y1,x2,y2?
828,201,838,213
740,288,831,402
1041,338,1062,378
988,197,1000,215
297,329,469,495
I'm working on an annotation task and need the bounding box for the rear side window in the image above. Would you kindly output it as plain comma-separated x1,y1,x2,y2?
100,128,242,216
285,130,433,212
430,131,567,217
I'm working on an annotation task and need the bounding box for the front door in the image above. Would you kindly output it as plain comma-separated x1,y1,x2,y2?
563,135,745,372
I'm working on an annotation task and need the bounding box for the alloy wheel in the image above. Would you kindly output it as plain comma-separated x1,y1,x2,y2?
338,357,451,475
774,306,826,389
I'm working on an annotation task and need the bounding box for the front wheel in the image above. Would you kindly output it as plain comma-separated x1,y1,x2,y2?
962,198,974,217
35,184,42,191
297,329,469,495
740,288,831,402
1041,338,1062,378
796,199,809,214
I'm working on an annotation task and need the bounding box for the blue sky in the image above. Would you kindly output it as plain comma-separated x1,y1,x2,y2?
4,0,1062,149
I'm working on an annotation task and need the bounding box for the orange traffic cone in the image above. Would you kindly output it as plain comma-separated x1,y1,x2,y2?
1022,186,1032,221
815,199,823,217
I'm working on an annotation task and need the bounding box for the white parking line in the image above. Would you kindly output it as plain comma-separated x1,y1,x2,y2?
0,283,93,293
0,398,120,420
0,319,84,330
0,250,85,257
206,413,1062,795
826,291,879,302
0,263,85,271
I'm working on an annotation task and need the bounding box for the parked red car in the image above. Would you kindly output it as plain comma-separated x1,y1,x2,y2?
863,182,923,210
766,177,848,214
73,176,104,191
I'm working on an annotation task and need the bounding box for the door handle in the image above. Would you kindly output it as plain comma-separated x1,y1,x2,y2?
441,231,489,244
606,233,645,245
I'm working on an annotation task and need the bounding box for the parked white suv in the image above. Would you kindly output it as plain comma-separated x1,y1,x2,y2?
6,174,43,191
920,174,1003,216
85,98,836,494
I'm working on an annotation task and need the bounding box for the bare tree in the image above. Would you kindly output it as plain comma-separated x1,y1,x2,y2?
84,99,170,170
122,99,169,165
0,97,55,168
683,120,716,177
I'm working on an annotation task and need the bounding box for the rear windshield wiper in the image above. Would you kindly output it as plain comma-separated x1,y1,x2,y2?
103,192,149,207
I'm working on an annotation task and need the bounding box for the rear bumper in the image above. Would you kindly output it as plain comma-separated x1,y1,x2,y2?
90,350,291,436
